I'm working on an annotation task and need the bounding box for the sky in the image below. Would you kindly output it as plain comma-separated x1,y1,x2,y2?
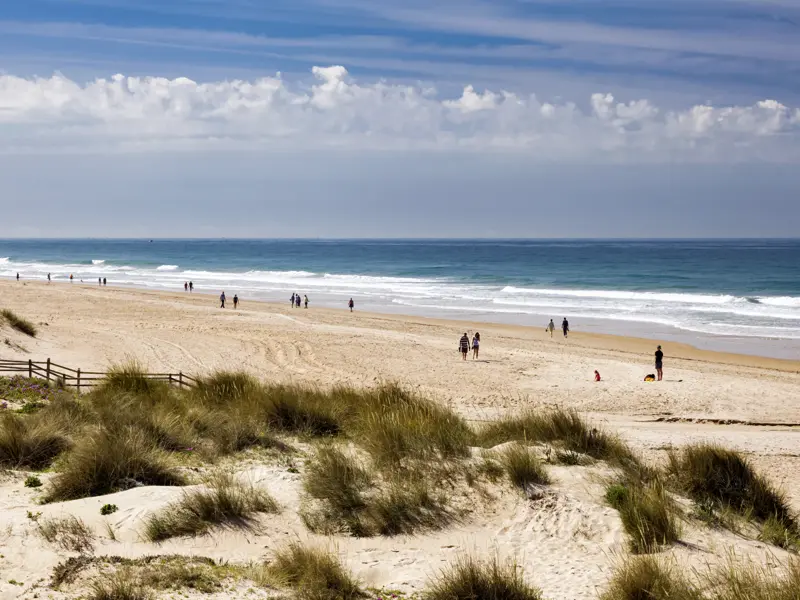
0,0,799,237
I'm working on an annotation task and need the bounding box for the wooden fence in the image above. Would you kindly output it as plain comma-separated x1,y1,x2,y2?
0,359,198,392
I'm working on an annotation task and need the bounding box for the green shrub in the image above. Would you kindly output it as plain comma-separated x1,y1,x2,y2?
100,504,118,516
24,474,42,488
600,555,701,600
606,481,680,554
265,543,365,600
498,443,551,490
0,412,70,469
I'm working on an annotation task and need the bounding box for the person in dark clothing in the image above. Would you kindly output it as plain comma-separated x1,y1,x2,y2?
562,318,570,338
233,294,239,309
296,294,301,308
459,333,470,361
220,291,226,308
655,345,664,381
98,278,102,286
16,273,19,281
189,281,194,292
291,293,296,308
103,277,107,286
348,298,354,312
304,295,309,309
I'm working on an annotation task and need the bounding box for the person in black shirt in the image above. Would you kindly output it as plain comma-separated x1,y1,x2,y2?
562,318,570,338
655,345,664,381
459,333,470,360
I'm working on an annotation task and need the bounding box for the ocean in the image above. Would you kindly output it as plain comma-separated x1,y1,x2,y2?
1,239,799,358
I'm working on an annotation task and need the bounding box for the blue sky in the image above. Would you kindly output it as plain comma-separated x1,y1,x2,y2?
4,0,800,105
0,0,799,237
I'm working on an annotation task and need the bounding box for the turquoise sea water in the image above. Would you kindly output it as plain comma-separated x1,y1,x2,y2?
1,239,798,358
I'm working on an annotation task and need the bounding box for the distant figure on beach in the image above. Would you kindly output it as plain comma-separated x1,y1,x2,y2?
459,333,470,361
472,332,481,359
296,294,301,308
16,273,19,281
304,295,309,309
655,345,664,381
562,318,570,338
69,274,73,283
233,294,239,309
189,281,193,292
47,273,51,283
594,370,601,382
220,291,226,308
184,282,188,292
546,319,555,338
291,293,296,308
348,298,354,312
98,278,102,286
103,278,107,286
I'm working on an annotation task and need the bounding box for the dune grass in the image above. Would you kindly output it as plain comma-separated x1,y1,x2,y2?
599,555,701,600
478,408,640,470
0,411,71,469
89,572,152,600
100,361,167,395
1,309,37,337
713,559,800,600
424,556,543,600
36,515,95,554
265,543,366,600
605,480,680,554
497,443,551,491
44,424,184,502
667,444,797,545
143,472,279,542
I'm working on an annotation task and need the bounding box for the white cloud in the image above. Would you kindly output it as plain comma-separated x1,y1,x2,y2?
0,66,798,160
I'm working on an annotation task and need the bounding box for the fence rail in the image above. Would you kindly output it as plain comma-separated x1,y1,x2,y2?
0,358,198,392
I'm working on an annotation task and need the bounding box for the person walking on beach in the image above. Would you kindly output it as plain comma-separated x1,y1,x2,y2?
189,281,194,293
562,318,570,338
69,274,73,283
291,293,296,308
184,282,188,292
655,345,664,381
47,273,51,283
220,291,226,309
304,295,309,309
98,278,102,286
296,294,301,308
348,298,355,312
459,333,470,361
472,332,481,359
16,273,19,281
546,319,555,338
103,278,107,286
233,294,239,309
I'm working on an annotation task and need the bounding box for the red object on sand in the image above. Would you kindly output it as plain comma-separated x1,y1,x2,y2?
594,371,601,382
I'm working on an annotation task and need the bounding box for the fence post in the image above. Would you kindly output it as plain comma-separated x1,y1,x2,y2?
46,358,51,382
169,374,173,386
76,368,81,393
179,372,183,388
28,359,33,378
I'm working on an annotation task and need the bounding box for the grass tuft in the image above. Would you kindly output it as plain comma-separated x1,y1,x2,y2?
605,480,680,554
0,412,71,469
599,555,701,600
425,555,543,600
100,361,166,395
89,572,151,600
1,309,37,337
36,515,95,554
668,444,797,538
44,425,184,502
143,471,279,541
265,543,366,600
498,443,551,490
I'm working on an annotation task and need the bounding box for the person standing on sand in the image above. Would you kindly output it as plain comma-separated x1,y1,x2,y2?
459,333,470,360
189,281,194,292
16,273,19,281
296,294,301,308
98,278,102,286
184,282,188,292
220,291,226,309
562,318,570,338
348,298,354,312
47,273,51,283
233,294,239,309
291,293,296,308
103,278,107,286
546,319,555,338
70,274,73,283
304,295,309,309
655,345,664,381
472,332,481,359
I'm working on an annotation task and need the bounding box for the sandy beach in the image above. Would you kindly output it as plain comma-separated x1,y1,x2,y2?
1,279,799,600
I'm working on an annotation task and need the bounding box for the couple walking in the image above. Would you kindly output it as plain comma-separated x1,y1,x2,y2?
546,318,570,338
219,292,238,309
459,332,480,360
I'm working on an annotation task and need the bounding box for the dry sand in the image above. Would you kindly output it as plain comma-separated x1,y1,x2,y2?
1,280,799,600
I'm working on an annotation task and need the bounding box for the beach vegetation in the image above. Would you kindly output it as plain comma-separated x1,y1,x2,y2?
36,515,95,554
497,443,551,490
24,474,42,488
599,555,701,600
0,411,71,469
99,360,167,395
0,309,37,337
667,444,798,545
605,480,680,554
143,471,278,542
263,542,366,600
424,555,543,600
100,503,118,516
43,424,184,502
89,572,152,600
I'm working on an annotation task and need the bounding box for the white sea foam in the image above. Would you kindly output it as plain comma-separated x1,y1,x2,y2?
0,257,8,263
156,265,179,271
92,259,105,265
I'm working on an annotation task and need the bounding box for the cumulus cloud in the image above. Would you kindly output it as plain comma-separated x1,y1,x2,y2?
0,66,798,160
